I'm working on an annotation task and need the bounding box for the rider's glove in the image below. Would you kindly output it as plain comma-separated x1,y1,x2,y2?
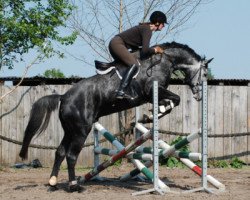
154,46,164,54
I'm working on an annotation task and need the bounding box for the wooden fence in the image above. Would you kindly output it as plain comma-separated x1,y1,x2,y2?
0,83,249,167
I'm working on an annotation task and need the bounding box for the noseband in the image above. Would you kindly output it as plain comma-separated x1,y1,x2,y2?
185,64,205,87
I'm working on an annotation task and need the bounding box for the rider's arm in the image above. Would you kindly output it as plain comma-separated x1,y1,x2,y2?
140,26,155,58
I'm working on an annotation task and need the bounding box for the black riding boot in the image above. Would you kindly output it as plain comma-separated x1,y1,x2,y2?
116,64,138,99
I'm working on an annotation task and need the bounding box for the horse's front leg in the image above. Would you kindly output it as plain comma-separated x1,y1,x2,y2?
138,87,180,123
158,87,180,107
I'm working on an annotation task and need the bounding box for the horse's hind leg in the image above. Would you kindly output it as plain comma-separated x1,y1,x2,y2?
48,136,70,188
66,129,90,192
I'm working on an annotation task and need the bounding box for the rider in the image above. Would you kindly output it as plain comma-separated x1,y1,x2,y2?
109,11,167,99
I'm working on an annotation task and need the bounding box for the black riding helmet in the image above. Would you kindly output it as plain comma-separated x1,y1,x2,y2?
150,11,167,24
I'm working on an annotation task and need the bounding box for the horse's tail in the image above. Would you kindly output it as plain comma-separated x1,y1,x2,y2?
19,94,61,160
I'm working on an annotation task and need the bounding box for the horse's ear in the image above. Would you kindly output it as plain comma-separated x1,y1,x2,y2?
206,58,214,65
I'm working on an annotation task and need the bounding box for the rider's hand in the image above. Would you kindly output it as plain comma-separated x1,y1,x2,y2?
154,46,164,54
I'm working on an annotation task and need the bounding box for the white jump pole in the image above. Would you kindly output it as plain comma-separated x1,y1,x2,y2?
133,81,166,195
202,80,209,190
187,80,225,193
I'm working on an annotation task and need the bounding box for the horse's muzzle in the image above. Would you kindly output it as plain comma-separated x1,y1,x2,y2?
191,86,202,101
193,93,202,101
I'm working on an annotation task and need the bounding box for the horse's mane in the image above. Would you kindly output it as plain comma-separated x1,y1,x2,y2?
160,41,202,61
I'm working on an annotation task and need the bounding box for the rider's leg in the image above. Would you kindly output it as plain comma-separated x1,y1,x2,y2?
109,36,139,99
116,64,139,99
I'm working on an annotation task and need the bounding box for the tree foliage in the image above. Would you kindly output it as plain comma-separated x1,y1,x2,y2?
172,68,214,80
43,68,65,78
0,0,78,70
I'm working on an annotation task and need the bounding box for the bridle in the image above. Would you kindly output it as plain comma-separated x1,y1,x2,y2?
185,63,206,87
146,51,206,90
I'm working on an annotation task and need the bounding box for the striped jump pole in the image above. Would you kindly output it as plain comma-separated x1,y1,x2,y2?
173,151,201,161
94,122,124,151
135,146,163,154
131,159,169,192
135,146,201,161
127,152,153,161
80,123,167,186
95,145,200,161
94,147,119,156
128,151,201,162
120,160,152,181
181,158,225,190
120,127,200,181
160,131,200,158
92,122,125,181
158,140,225,190
92,122,169,192
121,137,224,190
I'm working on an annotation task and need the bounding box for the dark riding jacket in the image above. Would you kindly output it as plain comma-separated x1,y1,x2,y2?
109,23,156,66
117,23,155,57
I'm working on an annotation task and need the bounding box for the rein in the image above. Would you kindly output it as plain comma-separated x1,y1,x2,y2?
146,53,177,77
146,54,162,76
185,65,203,86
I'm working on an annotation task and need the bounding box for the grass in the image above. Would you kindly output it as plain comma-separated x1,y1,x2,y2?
158,137,247,169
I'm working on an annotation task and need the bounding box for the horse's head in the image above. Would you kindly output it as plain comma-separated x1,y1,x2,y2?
185,58,213,101
151,42,214,101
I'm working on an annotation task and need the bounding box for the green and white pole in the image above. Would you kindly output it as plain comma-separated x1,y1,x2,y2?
161,131,200,158
131,159,169,193
89,122,169,192
94,147,119,156
135,146,201,161
120,132,200,181
127,152,153,161
94,122,124,151
158,139,225,190
80,123,160,183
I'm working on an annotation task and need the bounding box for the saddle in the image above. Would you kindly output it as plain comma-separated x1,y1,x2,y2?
94,60,140,80
95,60,116,72
95,60,142,99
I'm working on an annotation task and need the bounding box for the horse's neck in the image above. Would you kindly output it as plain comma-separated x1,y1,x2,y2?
178,60,201,72
166,50,199,71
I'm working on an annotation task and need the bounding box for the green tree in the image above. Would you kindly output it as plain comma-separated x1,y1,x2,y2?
43,68,65,78
207,68,214,80
0,0,77,70
171,67,214,80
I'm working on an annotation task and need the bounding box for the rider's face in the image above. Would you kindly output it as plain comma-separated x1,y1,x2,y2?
150,23,165,31
157,23,165,31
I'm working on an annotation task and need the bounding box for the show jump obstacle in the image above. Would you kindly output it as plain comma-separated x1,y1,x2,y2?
80,81,225,195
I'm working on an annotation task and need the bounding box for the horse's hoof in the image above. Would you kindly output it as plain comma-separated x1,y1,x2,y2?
69,184,85,193
49,176,57,186
47,185,58,192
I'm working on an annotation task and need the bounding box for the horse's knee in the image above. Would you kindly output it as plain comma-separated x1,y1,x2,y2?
66,144,83,166
66,152,78,166
159,99,175,108
55,146,66,158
